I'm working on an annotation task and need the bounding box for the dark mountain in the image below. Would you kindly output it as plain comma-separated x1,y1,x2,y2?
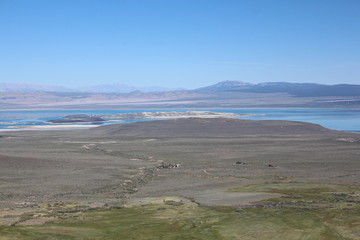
196,81,360,97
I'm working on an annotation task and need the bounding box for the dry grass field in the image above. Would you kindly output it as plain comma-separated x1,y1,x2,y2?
0,118,359,239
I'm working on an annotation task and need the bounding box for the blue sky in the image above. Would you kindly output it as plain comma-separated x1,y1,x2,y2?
0,0,359,89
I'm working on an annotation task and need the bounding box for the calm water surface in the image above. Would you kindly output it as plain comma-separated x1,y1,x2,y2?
0,109,359,132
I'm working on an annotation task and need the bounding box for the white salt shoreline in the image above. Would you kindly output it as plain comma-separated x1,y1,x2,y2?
0,124,100,131
97,111,252,120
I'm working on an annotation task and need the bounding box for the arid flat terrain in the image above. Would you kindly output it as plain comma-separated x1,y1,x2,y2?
0,118,359,239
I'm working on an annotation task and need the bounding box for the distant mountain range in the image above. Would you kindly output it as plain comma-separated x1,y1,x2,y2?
0,82,183,93
1,81,360,98
196,80,360,97
0,82,74,92
1,80,360,109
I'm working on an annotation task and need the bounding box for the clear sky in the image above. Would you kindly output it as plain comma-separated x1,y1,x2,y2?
0,0,359,89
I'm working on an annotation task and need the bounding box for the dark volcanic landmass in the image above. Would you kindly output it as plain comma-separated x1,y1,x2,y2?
48,114,105,124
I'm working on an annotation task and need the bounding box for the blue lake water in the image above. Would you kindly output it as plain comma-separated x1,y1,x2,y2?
0,109,359,132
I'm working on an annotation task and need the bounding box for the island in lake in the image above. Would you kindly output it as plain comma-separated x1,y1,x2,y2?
47,111,253,124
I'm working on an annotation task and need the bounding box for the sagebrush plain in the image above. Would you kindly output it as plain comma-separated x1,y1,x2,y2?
0,118,359,239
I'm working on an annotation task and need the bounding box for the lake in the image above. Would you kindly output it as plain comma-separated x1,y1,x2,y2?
1,109,359,132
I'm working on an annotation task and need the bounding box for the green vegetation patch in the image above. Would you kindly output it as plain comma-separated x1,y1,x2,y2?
229,182,360,239
229,182,360,195
228,182,360,204
1,196,359,240
0,183,359,239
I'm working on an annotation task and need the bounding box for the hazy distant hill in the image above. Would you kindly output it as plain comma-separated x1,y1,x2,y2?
0,82,74,92
78,84,182,93
0,82,182,93
197,80,254,90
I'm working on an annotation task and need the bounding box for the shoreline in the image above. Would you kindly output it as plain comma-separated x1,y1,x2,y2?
0,124,100,131
1,109,359,132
